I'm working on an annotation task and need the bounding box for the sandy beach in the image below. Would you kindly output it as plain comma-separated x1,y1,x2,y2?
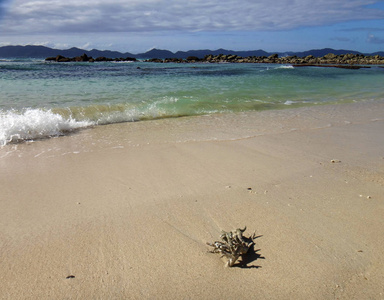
1,101,383,299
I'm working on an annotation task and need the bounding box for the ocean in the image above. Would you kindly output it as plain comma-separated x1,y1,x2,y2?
1,59,384,146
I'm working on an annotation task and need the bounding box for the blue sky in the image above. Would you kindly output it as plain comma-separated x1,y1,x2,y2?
0,0,383,53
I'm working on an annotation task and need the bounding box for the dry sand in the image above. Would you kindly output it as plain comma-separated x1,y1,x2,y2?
1,101,384,299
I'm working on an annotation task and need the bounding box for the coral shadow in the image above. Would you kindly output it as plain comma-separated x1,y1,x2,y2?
235,235,265,269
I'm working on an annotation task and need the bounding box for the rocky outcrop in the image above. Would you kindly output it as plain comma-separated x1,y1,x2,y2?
47,52,384,65
45,54,137,62
197,53,384,65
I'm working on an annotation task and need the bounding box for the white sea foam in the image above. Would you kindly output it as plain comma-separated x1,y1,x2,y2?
278,65,294,69
284,100,295,105
0,109,94,146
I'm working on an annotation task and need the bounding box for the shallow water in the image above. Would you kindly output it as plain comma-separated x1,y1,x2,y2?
1,59,384,145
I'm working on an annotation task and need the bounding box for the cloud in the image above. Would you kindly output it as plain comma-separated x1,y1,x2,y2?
0,41,11,47
367,34,384,44
80,42,92,50
2,0,384,35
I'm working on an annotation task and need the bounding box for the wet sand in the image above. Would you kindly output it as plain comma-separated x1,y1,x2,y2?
1,101,384,299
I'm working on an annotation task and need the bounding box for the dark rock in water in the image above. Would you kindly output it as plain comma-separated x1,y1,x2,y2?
324,53,337,60
164,57,183,63
186,56,200,62
164,57,182,63
46,51,384,65
45,54,137,63
56,55,71,62
95,56,113,62
74,53,89,62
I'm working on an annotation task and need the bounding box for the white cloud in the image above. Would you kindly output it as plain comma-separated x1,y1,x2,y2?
80,42,92,50
0,41,11,47
1,0,384,35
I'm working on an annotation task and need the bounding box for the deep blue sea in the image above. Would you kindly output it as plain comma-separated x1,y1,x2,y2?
1,59,384,146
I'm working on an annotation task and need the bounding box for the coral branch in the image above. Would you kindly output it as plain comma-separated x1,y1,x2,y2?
207,227,255,267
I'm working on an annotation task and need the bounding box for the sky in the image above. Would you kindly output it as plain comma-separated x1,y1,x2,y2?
0,0,384,54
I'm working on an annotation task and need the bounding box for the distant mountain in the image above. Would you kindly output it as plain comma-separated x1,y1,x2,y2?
135,48,174,59
0,45,135,59
0,45,382,59
284,48,363,57
0,45,58,58
173,48,270,59
83,48,135,58
371,51,384,56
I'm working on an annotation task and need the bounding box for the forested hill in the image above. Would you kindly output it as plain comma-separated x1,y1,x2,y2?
1,45,383,59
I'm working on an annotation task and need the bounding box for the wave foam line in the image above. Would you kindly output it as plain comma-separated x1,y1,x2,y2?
0,109,94,146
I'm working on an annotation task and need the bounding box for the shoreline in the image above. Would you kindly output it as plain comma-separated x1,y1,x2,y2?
2,99,384,149
1,102,384,299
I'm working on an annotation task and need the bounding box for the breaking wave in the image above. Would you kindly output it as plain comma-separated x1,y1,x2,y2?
0,98,220,145
0,109,94,146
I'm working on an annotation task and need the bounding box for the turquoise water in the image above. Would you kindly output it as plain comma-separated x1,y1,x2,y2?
1,59,384,145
